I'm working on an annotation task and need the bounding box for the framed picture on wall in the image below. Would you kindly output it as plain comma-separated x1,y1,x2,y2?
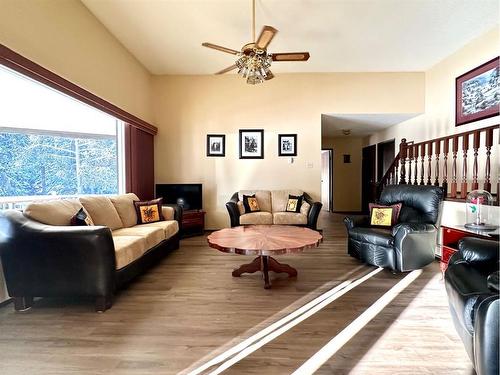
278,134,297,156
456,57,499,126
206,134,225,157
239,129,264,159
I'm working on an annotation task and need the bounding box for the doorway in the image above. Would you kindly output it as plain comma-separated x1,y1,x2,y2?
377,139,395,181
362,144,376,213
321,149,333,212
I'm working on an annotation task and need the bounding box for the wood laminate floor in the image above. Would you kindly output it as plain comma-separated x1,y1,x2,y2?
0,213,473,374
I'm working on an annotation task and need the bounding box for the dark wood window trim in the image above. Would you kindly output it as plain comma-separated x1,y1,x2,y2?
0,43,157,136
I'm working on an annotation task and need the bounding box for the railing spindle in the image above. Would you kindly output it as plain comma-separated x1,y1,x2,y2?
461,134,469,199
484,128,493,192
434,139,440,186
427,142,433,185
451,136,458,198
408,143,413,185
414,144,419,185
420,143,425,185
472,130,480,190
399,138,407,184
442,138,449,197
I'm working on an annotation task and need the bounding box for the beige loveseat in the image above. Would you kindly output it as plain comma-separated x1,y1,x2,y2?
0,193,180,312
226,190,322,230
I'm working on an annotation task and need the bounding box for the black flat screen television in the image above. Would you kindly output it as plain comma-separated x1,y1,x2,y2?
155,184,202,211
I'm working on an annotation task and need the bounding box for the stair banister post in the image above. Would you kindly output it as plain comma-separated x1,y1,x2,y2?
427,142,433,185
484,128,493,192
451,136,458,198
472,130,480,190
434,139,441,187
407,142,413,185
442,137,449,197
399,138,407,184
460,134,469,199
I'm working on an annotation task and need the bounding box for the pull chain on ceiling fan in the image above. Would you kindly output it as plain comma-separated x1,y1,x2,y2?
202,0,310,84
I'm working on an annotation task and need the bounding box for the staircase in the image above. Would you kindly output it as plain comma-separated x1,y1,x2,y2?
376,124,499,205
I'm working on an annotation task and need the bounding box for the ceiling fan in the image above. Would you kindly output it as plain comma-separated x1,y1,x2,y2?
201,0,310,84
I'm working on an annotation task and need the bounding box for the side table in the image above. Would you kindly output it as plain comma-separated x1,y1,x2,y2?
182,210,205,237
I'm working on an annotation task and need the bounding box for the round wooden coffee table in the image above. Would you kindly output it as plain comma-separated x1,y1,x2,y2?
207,225,322,289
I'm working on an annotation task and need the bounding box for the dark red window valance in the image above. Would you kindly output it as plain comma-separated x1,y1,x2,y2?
0,43,157,136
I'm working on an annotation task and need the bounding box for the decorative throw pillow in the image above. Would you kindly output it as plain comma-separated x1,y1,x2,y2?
70,207,94,226
369,203,402,226
286,194,303,213
134,198,165,224
237,201,246,215
243,194,260,213
300,201,311,216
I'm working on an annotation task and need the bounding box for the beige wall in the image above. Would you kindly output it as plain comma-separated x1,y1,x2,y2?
321,137,366,212
0,0,154,123
368,27,499,228
0,0,155,303
369,27,499,145
152,73,424,228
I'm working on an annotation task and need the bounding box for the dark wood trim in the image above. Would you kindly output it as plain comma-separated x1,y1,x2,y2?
0,43,157,135
333,210,364,215
321,148,333,212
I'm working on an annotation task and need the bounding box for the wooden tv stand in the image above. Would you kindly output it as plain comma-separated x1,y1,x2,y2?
181,210,205,237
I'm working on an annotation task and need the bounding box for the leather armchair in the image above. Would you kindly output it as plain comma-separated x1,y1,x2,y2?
445,237,499,375
226,191,322,230
344,185,443,272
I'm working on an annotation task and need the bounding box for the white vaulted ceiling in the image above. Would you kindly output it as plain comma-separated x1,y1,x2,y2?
81,0,498,75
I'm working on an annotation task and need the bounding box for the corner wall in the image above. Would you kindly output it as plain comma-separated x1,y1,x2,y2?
152,73,424,228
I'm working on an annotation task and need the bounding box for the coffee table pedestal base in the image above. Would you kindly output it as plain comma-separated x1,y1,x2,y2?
232,256,297,289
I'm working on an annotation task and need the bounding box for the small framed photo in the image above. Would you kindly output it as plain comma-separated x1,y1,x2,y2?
278,134,297,156
206,134,225,157
239,129,264,159
456,57,499,126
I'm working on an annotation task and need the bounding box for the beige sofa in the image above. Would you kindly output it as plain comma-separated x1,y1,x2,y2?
24,193,179,270
0,193,180,312
226,189,322,229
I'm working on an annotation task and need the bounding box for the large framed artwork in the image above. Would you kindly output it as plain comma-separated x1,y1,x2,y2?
278,134,297,156
456,57,499,126
239,129,264,159
206,134,225,157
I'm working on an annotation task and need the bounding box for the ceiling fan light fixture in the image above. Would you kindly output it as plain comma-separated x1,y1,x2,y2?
236,52,272,84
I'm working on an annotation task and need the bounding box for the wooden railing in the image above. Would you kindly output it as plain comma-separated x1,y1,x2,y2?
377,124,499,204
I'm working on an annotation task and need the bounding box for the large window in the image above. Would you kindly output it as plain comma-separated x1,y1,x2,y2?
0,65,125,203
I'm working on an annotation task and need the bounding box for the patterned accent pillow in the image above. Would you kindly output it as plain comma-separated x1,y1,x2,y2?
369,203,402,226
70,207,94,226
286,194,303,213
243,194,260,213
300,201,311,216
237,201,246,215
134,198,165,224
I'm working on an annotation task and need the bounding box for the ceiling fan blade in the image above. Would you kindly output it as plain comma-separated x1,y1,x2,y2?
202,42,239,55
272,52,310,61
255,26,278,50
215,64,238,75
